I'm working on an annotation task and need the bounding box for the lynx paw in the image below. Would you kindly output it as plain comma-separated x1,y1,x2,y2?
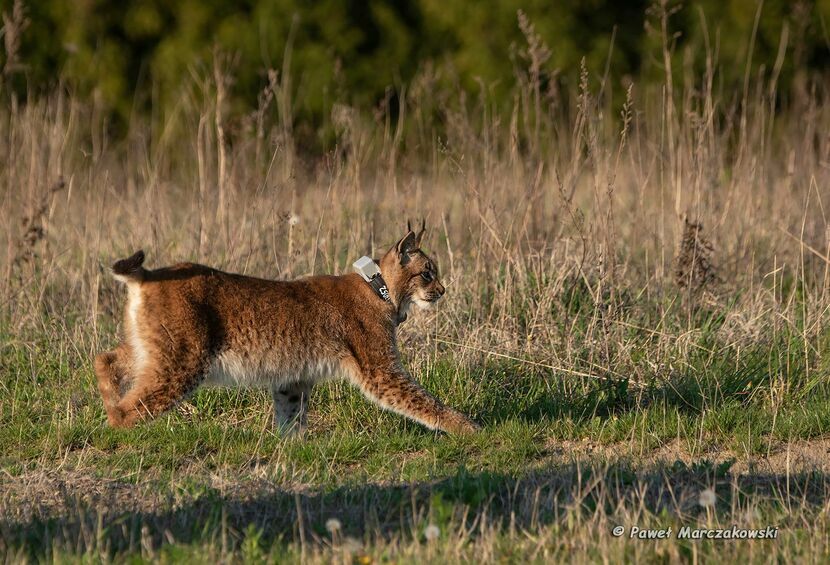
439,411,481,435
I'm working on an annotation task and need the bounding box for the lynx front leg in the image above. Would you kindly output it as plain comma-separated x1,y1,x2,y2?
344,358,479,435
271,382,312,436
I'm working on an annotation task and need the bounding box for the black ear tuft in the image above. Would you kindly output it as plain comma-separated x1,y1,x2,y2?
414,219,426,246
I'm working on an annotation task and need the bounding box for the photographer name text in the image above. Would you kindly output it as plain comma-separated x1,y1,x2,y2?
611,525,779,540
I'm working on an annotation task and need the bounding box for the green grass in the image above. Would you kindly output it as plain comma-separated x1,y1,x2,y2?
2,322,827,483
2,293,829,561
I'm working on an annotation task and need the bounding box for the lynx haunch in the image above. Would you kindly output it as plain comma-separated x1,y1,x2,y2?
94,224,479,435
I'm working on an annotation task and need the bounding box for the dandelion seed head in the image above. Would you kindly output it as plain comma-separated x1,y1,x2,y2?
698,488,716,508
325,518,341,533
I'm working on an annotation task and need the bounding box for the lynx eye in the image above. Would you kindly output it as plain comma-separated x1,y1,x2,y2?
421,271,433,282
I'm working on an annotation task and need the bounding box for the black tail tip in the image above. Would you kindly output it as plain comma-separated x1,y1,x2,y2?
112,250,145,276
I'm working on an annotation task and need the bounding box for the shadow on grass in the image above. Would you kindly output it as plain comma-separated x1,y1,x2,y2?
2,457,829,559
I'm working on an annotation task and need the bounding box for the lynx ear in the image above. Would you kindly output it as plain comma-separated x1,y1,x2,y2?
406,219,427,247
396,231,418,264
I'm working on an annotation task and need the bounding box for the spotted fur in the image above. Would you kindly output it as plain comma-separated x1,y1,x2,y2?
94,226,479,435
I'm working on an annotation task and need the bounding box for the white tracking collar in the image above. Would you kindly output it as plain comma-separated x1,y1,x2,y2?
352,256,391,302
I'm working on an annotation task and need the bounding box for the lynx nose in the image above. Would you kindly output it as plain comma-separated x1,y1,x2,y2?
436,283,445,296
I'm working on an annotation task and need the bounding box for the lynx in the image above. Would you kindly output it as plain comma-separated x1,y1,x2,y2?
94,222,479,435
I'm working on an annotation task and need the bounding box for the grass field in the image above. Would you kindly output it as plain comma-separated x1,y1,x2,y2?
3,13,830,563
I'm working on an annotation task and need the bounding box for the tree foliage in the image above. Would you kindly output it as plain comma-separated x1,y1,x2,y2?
3,0,829,131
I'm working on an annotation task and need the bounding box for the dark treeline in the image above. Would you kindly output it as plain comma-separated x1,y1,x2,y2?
2,0,829,142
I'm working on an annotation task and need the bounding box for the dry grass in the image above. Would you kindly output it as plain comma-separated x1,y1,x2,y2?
2,7,830,563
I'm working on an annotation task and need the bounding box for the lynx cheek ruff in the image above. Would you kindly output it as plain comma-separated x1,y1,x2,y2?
353,256,391,302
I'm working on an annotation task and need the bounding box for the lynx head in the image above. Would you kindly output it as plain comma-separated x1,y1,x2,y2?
379,220,445,319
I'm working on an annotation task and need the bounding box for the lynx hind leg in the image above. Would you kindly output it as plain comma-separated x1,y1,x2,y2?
94,347,129,426
271,382,312,436
343,357,480,435
109,350,208,428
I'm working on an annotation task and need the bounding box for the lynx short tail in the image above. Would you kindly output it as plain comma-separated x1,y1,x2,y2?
112,250,146,282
